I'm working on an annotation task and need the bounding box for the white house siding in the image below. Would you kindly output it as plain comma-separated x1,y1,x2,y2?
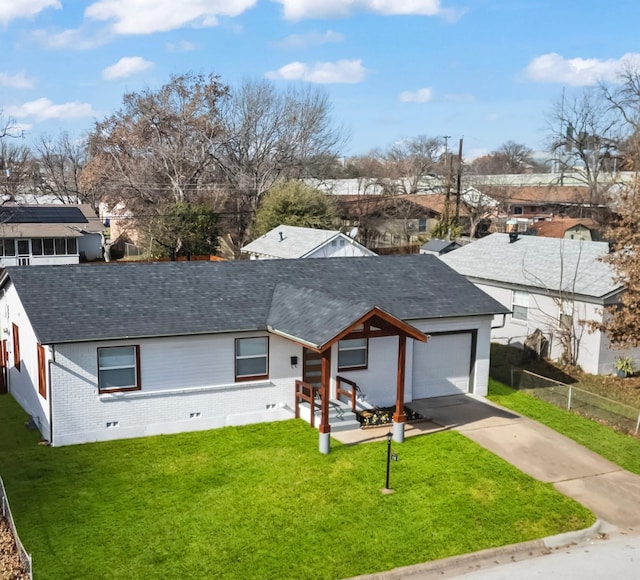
329,316,493,406
0,254,78,267
329,335,406,408
473,281,634,375
411,317,492,398
2,283,51,439
49,333,304,446
306,238,372,258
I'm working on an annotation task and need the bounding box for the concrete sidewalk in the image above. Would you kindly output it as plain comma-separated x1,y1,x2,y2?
409,394,640,532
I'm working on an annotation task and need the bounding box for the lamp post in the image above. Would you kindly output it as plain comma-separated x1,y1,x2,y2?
384,430,393,491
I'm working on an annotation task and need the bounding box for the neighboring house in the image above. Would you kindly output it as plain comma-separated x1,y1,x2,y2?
526,218,599,241
420,239,461,256
440,233,638,375
0,205,103,266
0,256,506,451
241,224,376,260
337,194,470,249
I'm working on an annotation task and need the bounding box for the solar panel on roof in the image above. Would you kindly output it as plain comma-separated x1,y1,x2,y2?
0,207,88,224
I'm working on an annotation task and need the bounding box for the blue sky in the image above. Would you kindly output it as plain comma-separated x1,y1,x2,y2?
1,0,639,158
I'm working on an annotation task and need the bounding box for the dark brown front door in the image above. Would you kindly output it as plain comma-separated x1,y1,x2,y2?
302,348,322,388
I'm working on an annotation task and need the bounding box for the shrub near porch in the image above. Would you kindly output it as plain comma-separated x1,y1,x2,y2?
0,397,592,580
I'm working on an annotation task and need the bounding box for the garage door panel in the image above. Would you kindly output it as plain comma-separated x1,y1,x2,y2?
412,333,472,398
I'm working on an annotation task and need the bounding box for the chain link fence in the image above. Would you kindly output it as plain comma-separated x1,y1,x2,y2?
509,368,640,436
0,476,32,579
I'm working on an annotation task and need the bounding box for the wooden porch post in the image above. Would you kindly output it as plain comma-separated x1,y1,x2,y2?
319,348,331,454
392,334,407,442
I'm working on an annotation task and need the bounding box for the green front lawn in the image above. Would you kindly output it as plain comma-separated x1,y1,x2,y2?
1,396,593,580
489,380,640,475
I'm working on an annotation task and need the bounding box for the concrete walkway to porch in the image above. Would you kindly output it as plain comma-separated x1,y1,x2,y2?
333,394,640,532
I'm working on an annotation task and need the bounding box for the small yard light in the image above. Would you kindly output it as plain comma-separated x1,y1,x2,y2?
382,431,395,494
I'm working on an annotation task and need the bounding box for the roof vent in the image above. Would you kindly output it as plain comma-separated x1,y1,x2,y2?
506,219,519,243
278,231,284,242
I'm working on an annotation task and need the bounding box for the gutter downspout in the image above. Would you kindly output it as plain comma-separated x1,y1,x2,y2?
491,313,507,330
48,345,55,446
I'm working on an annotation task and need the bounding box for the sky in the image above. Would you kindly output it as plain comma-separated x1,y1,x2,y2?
1,0,639,159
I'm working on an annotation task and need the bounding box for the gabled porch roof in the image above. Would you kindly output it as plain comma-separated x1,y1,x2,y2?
266,283,427,352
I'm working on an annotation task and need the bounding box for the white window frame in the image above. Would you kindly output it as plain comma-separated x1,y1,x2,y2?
97,345,140,392
235,337,269,381
337,338,368,371
511,290,529,321
558,299,574,330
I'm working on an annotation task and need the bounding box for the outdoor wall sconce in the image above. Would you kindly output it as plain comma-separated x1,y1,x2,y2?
290,356,298,368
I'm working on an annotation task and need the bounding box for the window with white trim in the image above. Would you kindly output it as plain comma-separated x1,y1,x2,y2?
558,300,573,330
511,290,529,321
235,337,269,381
98,346,140,392
338,338,368,371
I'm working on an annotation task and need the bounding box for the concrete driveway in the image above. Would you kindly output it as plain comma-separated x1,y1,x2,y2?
409,394,640,531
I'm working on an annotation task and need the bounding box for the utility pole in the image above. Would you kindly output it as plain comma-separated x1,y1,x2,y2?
455,137,464,223
443,136,452,230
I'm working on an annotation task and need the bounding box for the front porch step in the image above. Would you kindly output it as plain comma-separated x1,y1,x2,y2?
312,399,361,433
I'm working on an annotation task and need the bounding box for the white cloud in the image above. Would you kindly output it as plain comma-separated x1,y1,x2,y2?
265,59,366,84
0,0,60,25
0,72,34,89
33,27,111,50
275,0,445,20
399,87,433,103
102,57,154,80
524,52,640,86
166,40,198,52
272,30,344,50
6,98,96,121
85,0,257,34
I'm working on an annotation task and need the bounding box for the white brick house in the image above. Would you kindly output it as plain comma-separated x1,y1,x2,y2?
0,257,506,451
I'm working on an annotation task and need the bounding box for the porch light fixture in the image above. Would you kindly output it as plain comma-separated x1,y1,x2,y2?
290,355,298,368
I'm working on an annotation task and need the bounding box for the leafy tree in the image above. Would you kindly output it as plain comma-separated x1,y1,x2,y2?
430,217,461,240
253,181,337,237
148,202,219,260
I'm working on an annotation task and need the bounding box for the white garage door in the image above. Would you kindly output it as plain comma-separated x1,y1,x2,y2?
412,333,472,398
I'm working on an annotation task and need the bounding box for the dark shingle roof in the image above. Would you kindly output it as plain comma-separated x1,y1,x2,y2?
4,255,509,345
0,206,88,224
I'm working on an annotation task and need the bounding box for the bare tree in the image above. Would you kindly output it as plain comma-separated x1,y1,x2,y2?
34,133,93,207
210,79,346,254
469,141,544,175
0,141,34,200
81,73,229,254
547,89,622,205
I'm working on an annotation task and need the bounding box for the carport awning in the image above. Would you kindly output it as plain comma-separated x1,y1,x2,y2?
266,283,427,351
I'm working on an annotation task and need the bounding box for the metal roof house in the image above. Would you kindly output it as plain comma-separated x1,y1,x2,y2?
241,224,376,260
0,256,506,451
440,233,636,375
0,204,104,266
